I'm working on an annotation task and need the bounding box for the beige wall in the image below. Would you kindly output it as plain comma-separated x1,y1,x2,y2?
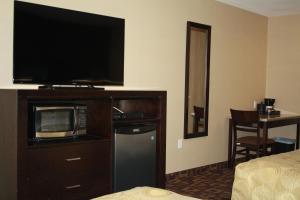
266,14,300,139
0,0,267,173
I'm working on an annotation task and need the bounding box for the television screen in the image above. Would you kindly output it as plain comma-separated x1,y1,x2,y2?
13,1,124,86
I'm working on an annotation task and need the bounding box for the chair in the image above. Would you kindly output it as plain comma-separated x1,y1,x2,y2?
193,106,204,132
230,109,275,166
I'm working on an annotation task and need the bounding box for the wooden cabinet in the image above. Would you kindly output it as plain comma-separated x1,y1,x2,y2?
0,89,166,200
20,141,111,199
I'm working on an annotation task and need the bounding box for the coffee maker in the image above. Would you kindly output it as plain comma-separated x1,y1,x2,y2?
257,98,280,115
264,98,275,113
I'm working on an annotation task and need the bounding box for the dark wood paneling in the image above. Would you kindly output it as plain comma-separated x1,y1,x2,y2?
87,99,112,139
0,90,18,200
157,94,167,188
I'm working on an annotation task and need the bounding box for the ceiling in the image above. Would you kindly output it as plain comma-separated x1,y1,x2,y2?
216,0,300,17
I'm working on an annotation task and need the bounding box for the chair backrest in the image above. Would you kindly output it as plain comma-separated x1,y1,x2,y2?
194,106,204,120
230,109,259,133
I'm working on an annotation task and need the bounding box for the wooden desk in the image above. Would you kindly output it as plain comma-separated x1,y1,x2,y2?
228,114,300,168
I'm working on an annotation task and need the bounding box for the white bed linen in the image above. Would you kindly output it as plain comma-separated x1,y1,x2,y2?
93,187,201,200
232,150,300,200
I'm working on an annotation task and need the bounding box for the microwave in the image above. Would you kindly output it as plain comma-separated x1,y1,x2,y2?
32,104,87,140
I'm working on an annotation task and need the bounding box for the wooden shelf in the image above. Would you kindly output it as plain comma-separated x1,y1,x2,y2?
27,135,109,148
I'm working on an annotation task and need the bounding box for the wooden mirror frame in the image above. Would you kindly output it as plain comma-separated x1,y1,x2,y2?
184,21,211,139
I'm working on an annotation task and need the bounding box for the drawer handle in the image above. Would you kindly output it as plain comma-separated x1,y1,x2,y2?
65,157,81,162
65,184,81,190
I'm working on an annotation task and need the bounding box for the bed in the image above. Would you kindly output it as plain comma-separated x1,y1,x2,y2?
93,187,200,200
232,150,300,200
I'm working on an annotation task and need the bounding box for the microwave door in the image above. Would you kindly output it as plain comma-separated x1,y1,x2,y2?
35,106,76,138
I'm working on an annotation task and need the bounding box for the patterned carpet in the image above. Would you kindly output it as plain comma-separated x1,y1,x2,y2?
166,166,235,200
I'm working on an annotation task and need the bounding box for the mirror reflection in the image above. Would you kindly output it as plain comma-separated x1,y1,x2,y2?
184,21,211,139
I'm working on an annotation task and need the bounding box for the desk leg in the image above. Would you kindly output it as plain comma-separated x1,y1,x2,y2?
297,123,300,149
262,123,268,156
228,119,232,168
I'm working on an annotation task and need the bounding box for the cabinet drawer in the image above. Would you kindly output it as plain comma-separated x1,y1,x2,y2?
61,142,112,199
61,176,110,200
61,142,110,176
20,141,111,199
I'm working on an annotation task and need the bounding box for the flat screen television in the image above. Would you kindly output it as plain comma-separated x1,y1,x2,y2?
13,1,125,87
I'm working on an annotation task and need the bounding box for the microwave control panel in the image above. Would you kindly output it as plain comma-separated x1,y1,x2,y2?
77,106,87,129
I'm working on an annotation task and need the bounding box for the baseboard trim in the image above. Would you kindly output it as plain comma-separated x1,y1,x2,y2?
166,161,228,181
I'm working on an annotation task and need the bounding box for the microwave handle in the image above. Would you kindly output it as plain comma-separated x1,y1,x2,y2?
73,107,79,134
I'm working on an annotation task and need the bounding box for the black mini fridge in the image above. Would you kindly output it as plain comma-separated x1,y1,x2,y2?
113,124,156,192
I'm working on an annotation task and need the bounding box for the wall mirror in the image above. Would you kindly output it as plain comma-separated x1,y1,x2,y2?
184,21,211,139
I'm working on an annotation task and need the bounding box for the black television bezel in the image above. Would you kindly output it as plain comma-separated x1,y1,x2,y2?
13,1,125,87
